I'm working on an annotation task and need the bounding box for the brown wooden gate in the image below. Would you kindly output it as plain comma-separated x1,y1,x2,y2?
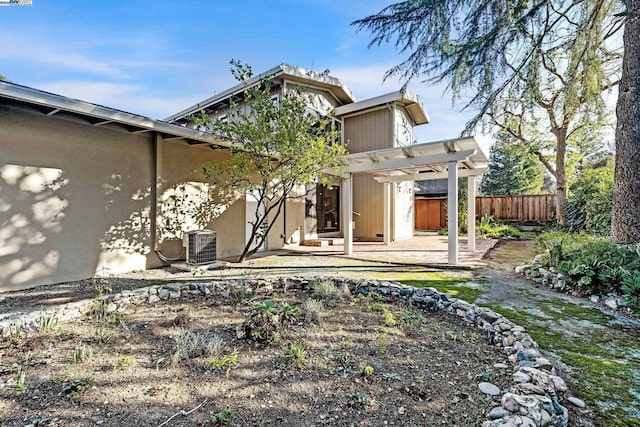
415,198,446,230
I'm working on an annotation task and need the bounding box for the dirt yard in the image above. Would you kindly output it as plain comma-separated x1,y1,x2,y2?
1,280,511,426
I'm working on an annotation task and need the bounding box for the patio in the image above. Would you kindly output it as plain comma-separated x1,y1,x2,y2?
284,232,497,269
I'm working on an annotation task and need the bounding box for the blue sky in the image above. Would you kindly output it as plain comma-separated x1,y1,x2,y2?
0,0,487,149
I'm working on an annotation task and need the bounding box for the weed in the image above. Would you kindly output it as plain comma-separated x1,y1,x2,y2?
173,330,224,363
399,312,424,326
16,369,26,395
210,349,239,374
311,279,346,304
93,324,111,343
38,311,57,334
25,416,50,427
7,323,21,344
353,391,372,406
211,407,234,424
61,377,92,395
113,355,135,369
92,276,112,297
303,299,324,324
280,341,308,369
378,328,389,354
445,330,458,341
383,310,397,327
367,302,385,313
382,372,398,381
281,303,300,325
73,344,93,363
360,363,374,376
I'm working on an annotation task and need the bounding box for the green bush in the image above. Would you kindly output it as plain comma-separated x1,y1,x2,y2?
621,270,640,315
536,232,640,298
476,215,525,239
565,158,613,236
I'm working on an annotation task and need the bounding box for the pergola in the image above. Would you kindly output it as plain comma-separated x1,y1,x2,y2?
337,136,489,265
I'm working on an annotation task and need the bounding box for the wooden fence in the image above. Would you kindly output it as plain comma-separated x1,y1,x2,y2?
475,194,556,222
415,194,556,230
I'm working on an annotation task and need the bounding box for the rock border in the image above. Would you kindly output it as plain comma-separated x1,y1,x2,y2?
1,277,573,427
516,255,628,313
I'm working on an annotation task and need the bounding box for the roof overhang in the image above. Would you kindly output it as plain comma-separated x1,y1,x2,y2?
333,136,488,178
334,90,429,125
0,81,230,148
165,63,357,124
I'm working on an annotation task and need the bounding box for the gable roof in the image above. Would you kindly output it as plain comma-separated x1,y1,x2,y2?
334,90,429,125
0,80,229,148
165,63,357,124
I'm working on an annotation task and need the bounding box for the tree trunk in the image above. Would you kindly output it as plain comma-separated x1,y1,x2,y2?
554,128,568,227
612,0,640,244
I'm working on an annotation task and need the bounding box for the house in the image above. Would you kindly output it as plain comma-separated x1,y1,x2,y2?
0,64,486,292
166,64,430,244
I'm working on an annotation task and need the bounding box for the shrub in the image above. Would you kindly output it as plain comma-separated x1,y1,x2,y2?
476,215,525,239
621,270,640,315
535,232,640,298
303,299,324,324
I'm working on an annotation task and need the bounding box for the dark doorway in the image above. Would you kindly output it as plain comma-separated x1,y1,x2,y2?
316,185,340,233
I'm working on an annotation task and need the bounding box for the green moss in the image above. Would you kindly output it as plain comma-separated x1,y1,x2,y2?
400,279,482,303
479,301,640,426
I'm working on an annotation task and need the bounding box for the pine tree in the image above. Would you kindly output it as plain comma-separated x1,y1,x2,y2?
480,132,545,196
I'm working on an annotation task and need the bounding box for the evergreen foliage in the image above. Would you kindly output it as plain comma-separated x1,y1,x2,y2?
565,157,614,236
480,132,545,196
353,0,622,226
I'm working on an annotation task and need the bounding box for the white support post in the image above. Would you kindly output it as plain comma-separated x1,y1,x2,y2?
467,175,476,252
342,173,353,255
447,161,458,265
383,182,391,245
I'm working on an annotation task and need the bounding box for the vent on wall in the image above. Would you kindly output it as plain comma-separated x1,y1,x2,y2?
183,230,217,264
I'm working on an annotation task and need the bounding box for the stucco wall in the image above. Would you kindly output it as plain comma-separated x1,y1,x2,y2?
0,107,154,291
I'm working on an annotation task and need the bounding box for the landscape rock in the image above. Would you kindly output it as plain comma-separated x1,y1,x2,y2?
566,396,586,408
478,382,501,396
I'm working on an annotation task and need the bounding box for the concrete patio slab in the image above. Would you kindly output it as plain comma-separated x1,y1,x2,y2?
284,232,497,269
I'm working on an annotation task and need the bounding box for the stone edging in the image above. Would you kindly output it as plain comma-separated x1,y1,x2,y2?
516,255,627,312
1,277,574,427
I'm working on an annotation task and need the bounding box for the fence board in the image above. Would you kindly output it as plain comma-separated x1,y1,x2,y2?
475,195,555,222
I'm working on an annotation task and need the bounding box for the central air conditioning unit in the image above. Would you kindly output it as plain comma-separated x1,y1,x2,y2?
183,230,217,264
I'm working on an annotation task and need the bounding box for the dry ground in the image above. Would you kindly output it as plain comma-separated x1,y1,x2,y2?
1,282,511,426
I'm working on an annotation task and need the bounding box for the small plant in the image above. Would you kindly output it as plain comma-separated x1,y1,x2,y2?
360,363,374,376
7,322,22,344
281,303,300,325
173,330,224,363
16,369,26,395
210,349,239,375
73,344,93,363
113,355,135,369
353,391,372,407
622,270,640,315
378,328,389,354
211,407,234,424
61,377,93,395
303,298,324,324
280,341,308,369
93,324,111,343
38,311,57,334
445,330,458,341
382,372,398,381
399,312,424,326
311,279,345,305
92,276,112,297
25,416,50,427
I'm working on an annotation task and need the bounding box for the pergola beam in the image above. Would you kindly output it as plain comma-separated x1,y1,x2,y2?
344,149,476,174
374,167,487,183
